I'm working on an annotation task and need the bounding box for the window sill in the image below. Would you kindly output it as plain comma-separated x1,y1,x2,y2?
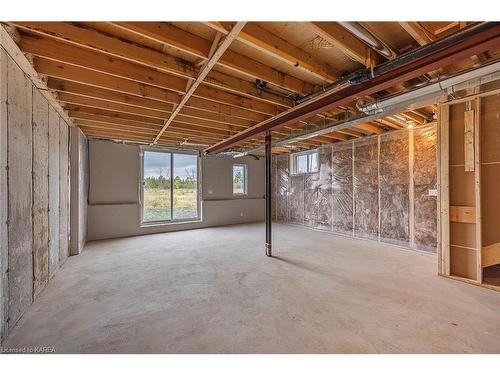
140,219,202,228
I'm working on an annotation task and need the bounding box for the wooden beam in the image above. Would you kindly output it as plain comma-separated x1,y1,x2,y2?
47,78,269,123
17,33,292,109
33,57,281,117
449,205,476,223
305,22,369,66
109,22,318,94
482,242,500,268
205,22,339,82
152,22,246,144
399,22,437,46
57,92,250,130
65,103,244,134
355,123,385,134
76,120,225,142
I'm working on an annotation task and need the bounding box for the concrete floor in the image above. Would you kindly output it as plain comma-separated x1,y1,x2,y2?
3,223,500,353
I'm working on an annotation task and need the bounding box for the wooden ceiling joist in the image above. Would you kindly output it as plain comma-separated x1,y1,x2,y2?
205,22,339,82
17,32,294,109
110,22,317,94
47,78,270,123
5,21,496,152
399,22,437,46
305,22,370,66
65,104,245,134
152,22,247,144
57,92,254,130
33,57,281,116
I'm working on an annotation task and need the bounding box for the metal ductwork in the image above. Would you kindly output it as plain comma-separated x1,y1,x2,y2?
358,60,500,115
206,22,500,154
338,22,398,60
233,60,500,157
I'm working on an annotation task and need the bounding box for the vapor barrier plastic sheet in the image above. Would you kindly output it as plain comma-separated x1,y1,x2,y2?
317,146,333,230
413,124,437,252
289,174,305,224
331,142,353,235
379,131,410,246
304,173,319,227
271,156,277,220
353,137,379,240
276,155,289,222
272,126,437,253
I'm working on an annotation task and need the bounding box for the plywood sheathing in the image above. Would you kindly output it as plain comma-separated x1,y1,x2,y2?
448,101,478,280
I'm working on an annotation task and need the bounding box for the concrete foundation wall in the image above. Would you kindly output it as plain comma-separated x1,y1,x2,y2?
0,47,71,341
87,140,265,240
70,127,88,255
272,124,438,253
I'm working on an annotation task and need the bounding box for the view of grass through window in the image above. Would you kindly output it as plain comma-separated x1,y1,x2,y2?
143,151,198,222
233,164,246,195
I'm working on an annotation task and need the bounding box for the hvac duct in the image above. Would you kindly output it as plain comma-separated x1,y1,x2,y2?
234,61,500,157
358,60,500,115
338,22,398,60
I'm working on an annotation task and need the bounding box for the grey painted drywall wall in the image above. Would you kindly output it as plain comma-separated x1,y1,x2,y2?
70,127,88,255
87,140,265,240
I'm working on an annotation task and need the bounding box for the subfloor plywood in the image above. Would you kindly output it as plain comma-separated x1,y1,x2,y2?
3,223,500,353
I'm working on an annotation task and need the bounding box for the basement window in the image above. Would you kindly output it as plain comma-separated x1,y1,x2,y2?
141,150,199,224
291,150,318,174
233,164,247,196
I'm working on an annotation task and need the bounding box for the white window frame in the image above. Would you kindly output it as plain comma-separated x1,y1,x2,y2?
290,149,319,175
140,147,201,225
232,164,248,196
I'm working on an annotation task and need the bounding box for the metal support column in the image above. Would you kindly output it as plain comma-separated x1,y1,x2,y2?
265,131,272,257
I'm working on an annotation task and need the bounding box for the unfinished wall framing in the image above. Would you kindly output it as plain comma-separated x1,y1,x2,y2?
438,91,500,289
272,124,438,253
0,44,72,341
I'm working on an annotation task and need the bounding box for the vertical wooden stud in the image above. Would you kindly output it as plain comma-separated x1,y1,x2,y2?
464,108,475,172
473,97,482,282
438,104,450,276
